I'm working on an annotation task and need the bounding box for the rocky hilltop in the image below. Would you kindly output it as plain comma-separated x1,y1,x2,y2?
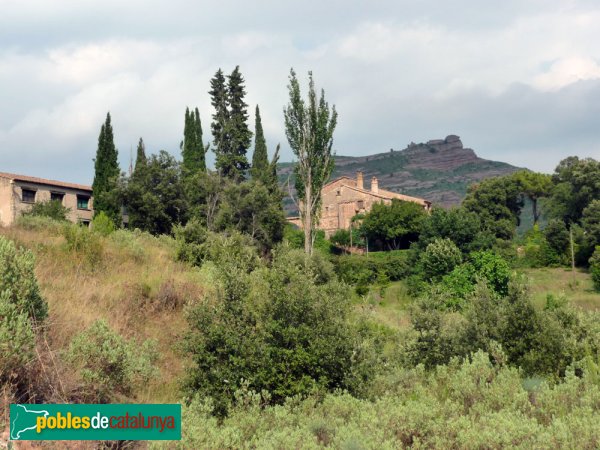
279,135,521,215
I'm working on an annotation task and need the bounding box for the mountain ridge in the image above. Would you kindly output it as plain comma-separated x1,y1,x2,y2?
278,135,521,215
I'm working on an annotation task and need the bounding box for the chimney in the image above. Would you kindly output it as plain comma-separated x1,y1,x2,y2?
356,171,364,189
371,177,379,194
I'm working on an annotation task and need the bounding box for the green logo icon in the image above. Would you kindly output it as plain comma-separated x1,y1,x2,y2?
9,404,181,441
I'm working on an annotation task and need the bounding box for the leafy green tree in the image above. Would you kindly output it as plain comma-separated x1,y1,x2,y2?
582,200,600,248
463,175,524,240
544,219,569,257
361,199,426,250
421,238,463,281
590,247,600,291
123,151,187,235
92,112,121,223
182,107,207,175
215,180,285,254
548,156,600,224
284,69,337,255
417,207,488,254
512,170,552,224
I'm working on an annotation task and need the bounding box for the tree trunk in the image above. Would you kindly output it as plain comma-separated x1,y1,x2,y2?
304,180,312,255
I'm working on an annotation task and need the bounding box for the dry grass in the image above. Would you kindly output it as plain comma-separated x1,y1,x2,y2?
0,224,205,405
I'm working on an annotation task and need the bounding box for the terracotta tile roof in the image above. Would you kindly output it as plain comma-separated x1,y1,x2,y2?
0,172,92,192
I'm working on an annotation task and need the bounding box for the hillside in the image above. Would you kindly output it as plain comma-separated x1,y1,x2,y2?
279,135,520,215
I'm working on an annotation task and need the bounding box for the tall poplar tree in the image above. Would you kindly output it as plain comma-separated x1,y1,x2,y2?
182,107,207,174
92,112,120,222
251,105,269,181
284,69,337,255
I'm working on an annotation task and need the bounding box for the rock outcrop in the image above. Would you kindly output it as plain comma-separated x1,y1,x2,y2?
278,135,520,214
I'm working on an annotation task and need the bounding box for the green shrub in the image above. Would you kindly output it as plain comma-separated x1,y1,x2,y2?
0,236,47,321
544,219,569,257
421,238,463,281
0,236,46,381
0,290,35,379
590,246,600,292
109,229,146,261
66,319,157,401
24,200,70,221
62,223,103,267
470,250,511,297
92,211,116,236
183,246,365,416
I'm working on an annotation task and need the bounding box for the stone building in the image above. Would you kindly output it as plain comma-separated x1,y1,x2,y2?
289,172,431,236
0,172,93,227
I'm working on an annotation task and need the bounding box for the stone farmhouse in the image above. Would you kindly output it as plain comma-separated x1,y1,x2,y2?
289,172,431,236
0,172,93,227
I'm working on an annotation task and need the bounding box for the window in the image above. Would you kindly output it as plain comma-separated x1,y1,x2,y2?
77,195,90,210
357,200,365,209
21,189,36,203
80,220,91,227
51,192,64,203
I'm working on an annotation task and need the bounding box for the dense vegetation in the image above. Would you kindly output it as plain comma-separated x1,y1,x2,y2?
3,64,600,448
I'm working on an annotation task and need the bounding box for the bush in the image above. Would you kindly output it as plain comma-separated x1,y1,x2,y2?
0,236,47,321
24,200,70,221
470,250,511,297
62,223,103,267
175,223,261,273
66,319,157,401
92,211,116,236
16,215,65,234
0,236,46,381
0,290,35,379
544,219,570,257
590,247,600,292
183,246,365,416
421,238,463,281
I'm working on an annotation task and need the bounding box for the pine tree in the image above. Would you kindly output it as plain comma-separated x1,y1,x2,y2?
226,66,252,179
251,105,268,181
182,107,207,174
92,112,120,222
209,69,230,176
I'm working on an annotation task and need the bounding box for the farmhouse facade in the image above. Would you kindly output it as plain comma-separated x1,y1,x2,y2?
0,172,93,227
289,172,431,236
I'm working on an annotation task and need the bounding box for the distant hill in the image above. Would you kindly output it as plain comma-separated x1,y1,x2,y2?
278,135,521,216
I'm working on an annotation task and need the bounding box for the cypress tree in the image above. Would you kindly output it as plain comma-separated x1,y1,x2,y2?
182,107,207,174
133,137,147,176
193,107,207,172
92,112,120,222
251,105,268,181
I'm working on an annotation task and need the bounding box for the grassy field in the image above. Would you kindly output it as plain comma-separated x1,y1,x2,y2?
523,267,600,310
358,268,600,332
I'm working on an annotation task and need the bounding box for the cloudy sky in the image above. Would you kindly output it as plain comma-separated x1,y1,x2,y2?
1,0,600,184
